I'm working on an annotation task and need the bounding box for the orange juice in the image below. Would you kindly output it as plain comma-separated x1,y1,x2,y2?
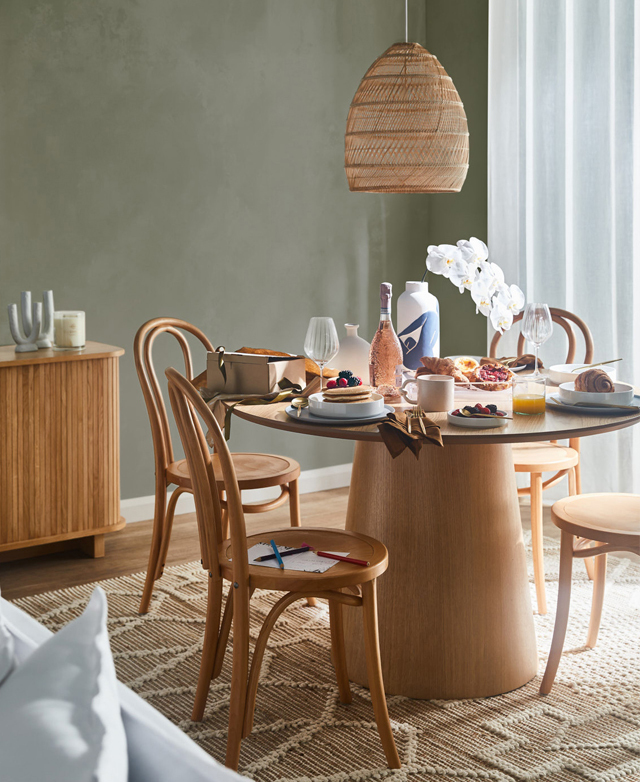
513,393,546,415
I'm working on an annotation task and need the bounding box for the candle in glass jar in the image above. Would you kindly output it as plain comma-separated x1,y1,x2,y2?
54,311,85,349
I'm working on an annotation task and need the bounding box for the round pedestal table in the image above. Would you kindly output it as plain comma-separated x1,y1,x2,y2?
233,401,640,700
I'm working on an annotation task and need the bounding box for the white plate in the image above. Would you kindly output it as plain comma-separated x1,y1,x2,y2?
549,363,618,384
547,394,640,415
447,410,508,428
285,404,394,425
307,391,385,419
558,381,634,406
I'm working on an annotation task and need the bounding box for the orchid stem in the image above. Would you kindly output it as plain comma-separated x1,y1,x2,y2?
421,268,427,283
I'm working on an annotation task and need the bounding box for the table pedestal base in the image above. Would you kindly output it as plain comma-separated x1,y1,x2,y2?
342,441,538,699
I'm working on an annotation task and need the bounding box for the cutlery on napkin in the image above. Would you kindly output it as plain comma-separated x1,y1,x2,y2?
377,409,443,459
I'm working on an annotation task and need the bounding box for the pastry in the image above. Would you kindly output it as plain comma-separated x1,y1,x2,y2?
480,355,543,370
417,356,470,385
574,368,614,393
322,385,373,404
452,356,479,377
469,362,514,391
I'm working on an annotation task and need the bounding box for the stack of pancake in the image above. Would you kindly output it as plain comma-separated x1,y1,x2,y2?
322,385,374,404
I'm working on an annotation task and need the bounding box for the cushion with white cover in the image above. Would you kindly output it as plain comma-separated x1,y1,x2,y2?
0,588,15,686
0,586,128,782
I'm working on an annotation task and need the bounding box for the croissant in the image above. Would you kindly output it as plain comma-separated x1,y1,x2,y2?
417,356,469,385
574,368,614,393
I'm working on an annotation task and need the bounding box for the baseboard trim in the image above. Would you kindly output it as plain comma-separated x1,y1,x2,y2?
120,462,353,524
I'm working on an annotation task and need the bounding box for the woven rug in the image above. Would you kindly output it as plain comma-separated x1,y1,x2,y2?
12,534,640,782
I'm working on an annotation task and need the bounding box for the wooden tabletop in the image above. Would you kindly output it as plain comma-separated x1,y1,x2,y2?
233,400,640,445
0,341,125,367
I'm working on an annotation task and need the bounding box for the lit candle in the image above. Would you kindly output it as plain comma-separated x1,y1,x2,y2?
53,311,85,350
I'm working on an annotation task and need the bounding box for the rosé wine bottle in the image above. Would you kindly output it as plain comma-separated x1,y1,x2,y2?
369,282,403,395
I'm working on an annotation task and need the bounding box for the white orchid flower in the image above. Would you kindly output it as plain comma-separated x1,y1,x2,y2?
495,283,525,314
471,280,493,316
449,260,475,292
490,303,514,334
426,244,463,279
477,261,504,295
457,237,489,264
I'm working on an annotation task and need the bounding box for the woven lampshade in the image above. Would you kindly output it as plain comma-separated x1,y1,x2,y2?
345,42,469,193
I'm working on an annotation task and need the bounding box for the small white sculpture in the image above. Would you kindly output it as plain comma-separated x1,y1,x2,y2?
8,291,46,353
37,290,55,348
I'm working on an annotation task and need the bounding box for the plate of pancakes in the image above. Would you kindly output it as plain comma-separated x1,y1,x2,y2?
287,385,391,423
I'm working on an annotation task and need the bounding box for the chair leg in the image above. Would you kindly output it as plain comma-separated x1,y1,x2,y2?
569,438,582,494
329,598,352,704
192,576,223,721
586,553,607,648
289,478,316,608
530,473,547,615
139,479,168,614
361,580,401,769
155,486,187,580
225,585,251,771
540,530,574,694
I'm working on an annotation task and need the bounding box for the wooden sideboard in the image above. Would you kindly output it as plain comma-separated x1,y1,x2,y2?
0,341,125,559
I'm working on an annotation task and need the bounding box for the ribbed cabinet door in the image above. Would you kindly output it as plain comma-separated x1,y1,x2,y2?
0,356,120,547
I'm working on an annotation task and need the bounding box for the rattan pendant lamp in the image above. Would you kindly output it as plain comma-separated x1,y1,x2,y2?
344,1,469,193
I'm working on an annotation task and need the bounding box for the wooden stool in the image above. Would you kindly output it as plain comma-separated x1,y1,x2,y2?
491,308,595,613
540,493,640,694
166,367,401,771
135,318,306,614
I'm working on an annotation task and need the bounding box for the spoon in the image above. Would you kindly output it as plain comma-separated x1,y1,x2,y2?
291,397,309,417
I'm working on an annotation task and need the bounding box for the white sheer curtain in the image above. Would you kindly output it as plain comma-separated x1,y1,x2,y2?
489,0,640,494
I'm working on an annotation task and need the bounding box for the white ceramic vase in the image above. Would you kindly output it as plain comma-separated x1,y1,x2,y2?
334,324,370,381
396,281,440,370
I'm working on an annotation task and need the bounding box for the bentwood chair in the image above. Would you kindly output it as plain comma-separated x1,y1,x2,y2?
540,493,639,694
166,367,401,771
491,308,595,614
135,318,304,614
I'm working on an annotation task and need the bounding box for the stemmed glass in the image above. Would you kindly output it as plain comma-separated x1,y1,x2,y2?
521,303,553,377
304,317,339,389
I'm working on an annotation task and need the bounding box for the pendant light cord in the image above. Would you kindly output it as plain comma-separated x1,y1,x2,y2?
405,0,408,42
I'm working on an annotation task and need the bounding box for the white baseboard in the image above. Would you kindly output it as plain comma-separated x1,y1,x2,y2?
120,463,353,524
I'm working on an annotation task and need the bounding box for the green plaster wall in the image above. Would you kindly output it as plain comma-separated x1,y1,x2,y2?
1,0,488,500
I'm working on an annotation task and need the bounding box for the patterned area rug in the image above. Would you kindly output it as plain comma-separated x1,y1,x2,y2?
13,534,640,781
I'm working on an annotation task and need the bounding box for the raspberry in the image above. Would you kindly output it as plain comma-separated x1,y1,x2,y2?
326,379,337,389
497,411,506,417
475,403,484,411
338,377,348,387
452,409,461,416
479,406,491,415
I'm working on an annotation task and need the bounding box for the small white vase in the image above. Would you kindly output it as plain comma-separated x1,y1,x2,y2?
334,324,370,382
397,281,440,370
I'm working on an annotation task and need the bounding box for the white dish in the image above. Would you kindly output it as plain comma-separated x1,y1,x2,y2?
307,391,385,419
558,381,634,406
549,363,618,385
447,411,508,429
285,404,393,426
548,394,640,415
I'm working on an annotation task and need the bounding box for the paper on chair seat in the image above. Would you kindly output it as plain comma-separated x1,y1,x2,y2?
247,543,348,573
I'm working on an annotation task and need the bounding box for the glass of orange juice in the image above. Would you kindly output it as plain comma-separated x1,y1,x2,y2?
512,376,546,415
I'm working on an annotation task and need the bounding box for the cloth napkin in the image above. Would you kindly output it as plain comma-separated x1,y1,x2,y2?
377,410,443,459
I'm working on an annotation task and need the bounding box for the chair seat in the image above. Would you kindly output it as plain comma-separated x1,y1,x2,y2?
167,453,300,491
218,527,389,592
512,442,579,473
551,493,640,548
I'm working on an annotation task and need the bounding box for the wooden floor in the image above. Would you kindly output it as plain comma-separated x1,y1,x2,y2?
0,487,600,601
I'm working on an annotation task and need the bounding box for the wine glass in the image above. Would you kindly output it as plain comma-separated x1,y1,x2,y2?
304,317,339,388
521,303,553,377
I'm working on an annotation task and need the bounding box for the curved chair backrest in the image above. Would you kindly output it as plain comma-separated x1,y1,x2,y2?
490,307,594,364
166,366,249,588
134,318,215,480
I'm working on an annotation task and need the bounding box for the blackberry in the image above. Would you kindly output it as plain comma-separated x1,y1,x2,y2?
347,376,361,387
338,370,354,379
487,404,498,414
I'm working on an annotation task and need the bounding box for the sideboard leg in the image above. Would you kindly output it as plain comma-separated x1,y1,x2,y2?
80,534,106,559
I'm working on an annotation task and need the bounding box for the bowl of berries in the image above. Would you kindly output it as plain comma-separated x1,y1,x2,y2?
308,370,386,419
448,403,509,428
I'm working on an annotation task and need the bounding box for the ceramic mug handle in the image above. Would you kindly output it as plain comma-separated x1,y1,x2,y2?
399,378,418,405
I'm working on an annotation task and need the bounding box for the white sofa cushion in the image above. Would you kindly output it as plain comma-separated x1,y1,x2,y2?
0,589,15,685
0,595,248,782
0,587,128,782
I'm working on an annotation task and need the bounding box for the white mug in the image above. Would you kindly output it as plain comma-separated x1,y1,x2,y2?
399,374,455,413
